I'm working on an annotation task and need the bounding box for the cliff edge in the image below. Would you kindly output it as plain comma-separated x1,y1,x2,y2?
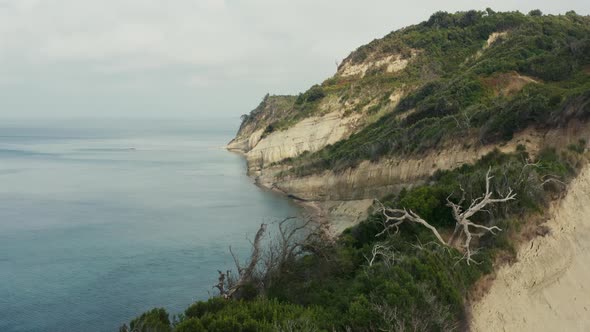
470,164,590,331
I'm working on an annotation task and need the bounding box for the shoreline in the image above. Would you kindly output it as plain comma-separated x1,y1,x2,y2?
226,145,333,232
226,144,374,237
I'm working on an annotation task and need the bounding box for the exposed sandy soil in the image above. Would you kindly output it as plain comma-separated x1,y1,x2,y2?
482,71,539,97
485,31,508,48
337,50,419,78
272,129,544,201
470,166,590,332
301,199,374,236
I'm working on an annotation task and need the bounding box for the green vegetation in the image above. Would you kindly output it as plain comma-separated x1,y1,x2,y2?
263,85,328,133
125,10,590,332
238,94,297,139
279,10,590,176
242,11,589,151
123,145,584,331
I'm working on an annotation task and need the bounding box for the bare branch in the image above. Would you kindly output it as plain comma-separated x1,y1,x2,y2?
376,167,516,266
216,216,326,299
374,200,446,245
223,223,267,298
229,246,242,274
364,244,396,267
446,167,516,264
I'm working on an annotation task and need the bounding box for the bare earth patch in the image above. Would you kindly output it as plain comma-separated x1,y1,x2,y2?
470,165,590,332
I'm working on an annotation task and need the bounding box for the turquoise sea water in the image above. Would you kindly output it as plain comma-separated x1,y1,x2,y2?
0,118,301,332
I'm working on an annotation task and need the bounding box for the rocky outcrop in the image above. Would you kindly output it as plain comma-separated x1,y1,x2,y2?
227,128,264,153
230,118,590,233
227,108,370,231
271,139,533,201
228,112,590,231
228,94,297,153
299,199,375,235
258,126,553,200
470,164,590,332
258,120,590,198
246,111,362,175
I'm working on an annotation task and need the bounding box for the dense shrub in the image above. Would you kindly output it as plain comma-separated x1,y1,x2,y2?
296,85,326,105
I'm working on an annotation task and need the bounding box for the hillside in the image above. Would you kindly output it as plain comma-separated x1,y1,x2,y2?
229,9,590,232
124,9,590,332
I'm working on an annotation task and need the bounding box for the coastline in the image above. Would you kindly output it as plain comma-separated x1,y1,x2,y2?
226,144,374,236
226,144,336,233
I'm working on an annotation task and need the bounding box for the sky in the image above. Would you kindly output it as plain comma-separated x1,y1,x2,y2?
0,0,588,120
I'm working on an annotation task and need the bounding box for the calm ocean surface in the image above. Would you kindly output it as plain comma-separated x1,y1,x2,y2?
0,118,301,332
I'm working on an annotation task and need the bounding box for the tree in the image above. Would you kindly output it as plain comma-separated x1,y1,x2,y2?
427,11,454,29
528,9,543,17
223,223,267,299
376,167,516,265
459,10,481,27
446,167,516,264
261,217,318,284
214,217,323,299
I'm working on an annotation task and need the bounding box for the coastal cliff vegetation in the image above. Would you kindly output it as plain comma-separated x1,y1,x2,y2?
123,9,590,332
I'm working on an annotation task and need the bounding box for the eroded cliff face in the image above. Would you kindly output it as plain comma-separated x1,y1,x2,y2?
269,122,590,201
227,94,297,153
227,19,590,232
470,164,590,332
246,111,363,175
270,133,539,201
230,117,590,233
228,107,371,229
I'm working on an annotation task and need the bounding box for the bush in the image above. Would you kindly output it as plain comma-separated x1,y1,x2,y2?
129,308,171,332
528,9,543,17
295,85,326,105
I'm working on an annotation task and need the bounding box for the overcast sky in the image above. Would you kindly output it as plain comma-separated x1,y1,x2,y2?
0,0,588,120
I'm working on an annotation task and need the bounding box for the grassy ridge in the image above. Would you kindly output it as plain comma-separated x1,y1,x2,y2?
279,10,590,176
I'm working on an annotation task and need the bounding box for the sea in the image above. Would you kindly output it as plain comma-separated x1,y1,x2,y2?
0,117,301,332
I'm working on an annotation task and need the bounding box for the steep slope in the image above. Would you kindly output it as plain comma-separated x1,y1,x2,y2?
470,165,590,331
227,94,296,153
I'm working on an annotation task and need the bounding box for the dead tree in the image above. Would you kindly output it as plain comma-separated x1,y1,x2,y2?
374,201,446,245
446,167,516,264
215,217,322,299
376,167,516,265
220,223,267,299
450,107,474,131
213,270,231,298
364,243,396,267
262,217,316,277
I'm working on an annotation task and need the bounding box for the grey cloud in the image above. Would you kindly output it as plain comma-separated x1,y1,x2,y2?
0,0,588,118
